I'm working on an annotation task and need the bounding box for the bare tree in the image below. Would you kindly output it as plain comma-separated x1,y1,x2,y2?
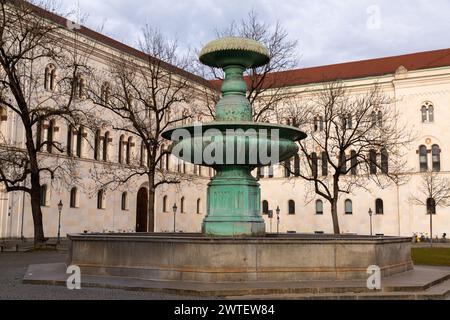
196,10,299,122
283,81,412,234
0,0,91,245
88,26,202,232
409,170,450,244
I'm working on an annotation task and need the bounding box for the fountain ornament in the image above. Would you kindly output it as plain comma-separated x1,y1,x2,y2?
162,37,307,237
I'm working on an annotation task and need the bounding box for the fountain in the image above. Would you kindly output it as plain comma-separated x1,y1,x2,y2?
63,37,413,287
162,37,306,237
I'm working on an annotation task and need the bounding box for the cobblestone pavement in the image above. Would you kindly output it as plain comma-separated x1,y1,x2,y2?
0,251,203,300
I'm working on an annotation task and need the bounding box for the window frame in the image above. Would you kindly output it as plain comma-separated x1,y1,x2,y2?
345,199,353,215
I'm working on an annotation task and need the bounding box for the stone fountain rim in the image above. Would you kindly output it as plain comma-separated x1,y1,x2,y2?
68,233,413,244
162,121,307,141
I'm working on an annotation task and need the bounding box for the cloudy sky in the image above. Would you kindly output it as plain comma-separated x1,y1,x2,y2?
59,0,450,69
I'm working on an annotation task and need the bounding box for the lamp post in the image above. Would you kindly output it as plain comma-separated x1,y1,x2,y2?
429,209,433,248
276,206,280,234
57,200,63,244
172,203,178,233
368,208,373,236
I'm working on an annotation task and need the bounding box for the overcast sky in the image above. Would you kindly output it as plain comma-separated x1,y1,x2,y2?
59,0,450,69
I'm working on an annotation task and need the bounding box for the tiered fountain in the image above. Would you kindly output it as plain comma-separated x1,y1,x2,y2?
65,37,413,286
162,37,306,237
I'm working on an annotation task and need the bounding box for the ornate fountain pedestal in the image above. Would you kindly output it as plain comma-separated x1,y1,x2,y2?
203,168,265,236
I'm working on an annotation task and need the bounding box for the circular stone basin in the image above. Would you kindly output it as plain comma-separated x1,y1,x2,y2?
68,233,413,282
162,122,307,167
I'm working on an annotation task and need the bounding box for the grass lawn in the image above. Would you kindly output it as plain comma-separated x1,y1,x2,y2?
411,247,450,266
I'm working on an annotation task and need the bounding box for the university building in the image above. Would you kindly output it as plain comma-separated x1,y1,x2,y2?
1,4,450,239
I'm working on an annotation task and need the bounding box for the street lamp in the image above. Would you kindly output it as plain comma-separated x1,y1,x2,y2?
172,203,178,233
57,200,63,244
428,209,433,248
368,208,373,236
276,206,280,234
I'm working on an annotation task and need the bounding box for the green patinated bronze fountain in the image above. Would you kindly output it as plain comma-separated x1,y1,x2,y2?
163,37,306,237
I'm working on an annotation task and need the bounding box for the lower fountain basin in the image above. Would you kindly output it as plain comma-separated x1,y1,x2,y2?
68,233,413,282
162,122,307,167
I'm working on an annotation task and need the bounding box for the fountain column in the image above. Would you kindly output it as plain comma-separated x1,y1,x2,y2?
202,63,265,237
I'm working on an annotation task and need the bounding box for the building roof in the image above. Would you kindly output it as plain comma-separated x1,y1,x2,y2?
22,0,214,89
258,48,450,88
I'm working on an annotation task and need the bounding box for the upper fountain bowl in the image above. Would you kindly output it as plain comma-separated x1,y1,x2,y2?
199,37,270,68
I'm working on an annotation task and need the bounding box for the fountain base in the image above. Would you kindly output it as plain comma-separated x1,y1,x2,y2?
67,233,413,282
203,167,266,237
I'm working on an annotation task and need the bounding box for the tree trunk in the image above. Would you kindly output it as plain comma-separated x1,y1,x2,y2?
331,199,340,234
147,173,155,232
30,175,45,245
25,123,46,246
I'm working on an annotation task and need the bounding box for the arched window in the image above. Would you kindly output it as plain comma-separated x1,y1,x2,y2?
101,82,111,104
103,132,109,161
375,199,384,215
432,144,441,172
121,192,128,210
421,105,427,123
294,154,300,177
180,197,185,213
311,152,318,178
371,111,377,127
345,199,353,215
76,125,84,157
46,120,55,153
162,195,168,212
288,200,295,215
141,141,148,167
44,64,56,91
284,160,291,178
350,150,357,175
158,145,164,169
369,149,377,174
421,102,434,123
381,148,388,174
97,189,105,209
70,187,78,208
40,184,48,207
126,137,133,164
372,111,383,127
67,124,73,156
262,200,269,215
340,153,347,174
419,145,428,172
315,200,324,215
196,198,202,214
118,135,124,164
426,198,436,215
72,74,85,99
346,114,353,129
0,106,7,122
321,152,328,176
313,116,319,132
94,129,101,160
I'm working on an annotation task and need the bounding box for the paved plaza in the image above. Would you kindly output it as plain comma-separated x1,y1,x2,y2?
0,251,199,300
